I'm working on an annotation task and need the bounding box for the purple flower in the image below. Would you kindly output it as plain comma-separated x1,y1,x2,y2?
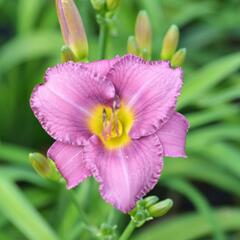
30,55,189,213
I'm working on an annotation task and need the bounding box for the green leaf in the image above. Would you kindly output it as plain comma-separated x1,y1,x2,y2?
187,124,240,149
186,104,239,128
0,31,62,75
198,82,240,107
0,178,59,240
17,0,46,34
24,188,55,208
163,157,240,197
162,178,226,240
0,232,12,240
0,142,33,165
178,52,240,108
133,207,240,240
201,142,240,178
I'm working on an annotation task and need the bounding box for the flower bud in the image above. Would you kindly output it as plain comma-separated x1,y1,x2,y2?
30,152,61,181
106,0,120,11
98,223,117,240
127,36,139,55
171,48,186,67
148,198,173,217
131,209,151,227
135,10,152,58
144,195,159,208
91,0,106,11
61,45,77,62
55,0,88,60
29,152,52,178
140,48,149,60
161,24,179,60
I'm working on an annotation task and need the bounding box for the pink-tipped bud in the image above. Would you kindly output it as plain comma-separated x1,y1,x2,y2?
171,48,187,67
135,10,152,59
56,0,88,60
161,24,179,60
127,36,139,55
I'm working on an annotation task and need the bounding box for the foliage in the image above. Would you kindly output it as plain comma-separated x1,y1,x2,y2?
0,0,239,239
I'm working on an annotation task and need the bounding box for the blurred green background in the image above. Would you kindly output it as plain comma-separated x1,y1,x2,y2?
0,0,240,239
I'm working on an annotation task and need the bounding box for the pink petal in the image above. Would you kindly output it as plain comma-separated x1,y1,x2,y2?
85,56,120,77
47,141,91,189
107,54,183,138
84,134,163,213
157,112,189,158
30,62,115,145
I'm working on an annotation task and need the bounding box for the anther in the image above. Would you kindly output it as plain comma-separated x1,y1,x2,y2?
102,108,107,128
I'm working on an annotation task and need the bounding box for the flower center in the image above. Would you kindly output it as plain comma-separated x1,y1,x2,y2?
88,98,134,150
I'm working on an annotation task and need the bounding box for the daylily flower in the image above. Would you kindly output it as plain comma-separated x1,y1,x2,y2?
30,54,189,212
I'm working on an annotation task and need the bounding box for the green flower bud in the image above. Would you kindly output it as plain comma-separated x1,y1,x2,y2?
148,199,173,217
30,153,61,181
56,0,88,60
161,24,179,60
61,45,77,62
91,0,106,11
144,195,159,208
106,0,120,11
135,10,152,58
29,152,52,178
98,223,117,240
140,48,149,60
127,36,139,55
171,48,187,67
131,209,151,227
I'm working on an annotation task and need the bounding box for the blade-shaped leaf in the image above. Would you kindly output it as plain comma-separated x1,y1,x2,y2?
178,52,240,108
0,178,59,240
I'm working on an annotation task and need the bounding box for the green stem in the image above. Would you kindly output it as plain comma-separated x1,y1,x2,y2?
107,208,117,224
68,190,91,225
99,21,109,59
68,190,99,237
119,221,136,240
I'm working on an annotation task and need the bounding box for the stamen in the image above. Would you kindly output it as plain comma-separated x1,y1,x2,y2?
102,108,108,140
101,98,123,140
102,108,107,128
112,95,121,136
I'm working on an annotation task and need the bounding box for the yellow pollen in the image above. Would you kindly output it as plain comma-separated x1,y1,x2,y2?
88,103,134,150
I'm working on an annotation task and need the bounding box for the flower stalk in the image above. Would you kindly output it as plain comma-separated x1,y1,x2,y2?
68,190,92,225
91,0,121,59
99,18,109,59
118,221,136,240
118,196,173,240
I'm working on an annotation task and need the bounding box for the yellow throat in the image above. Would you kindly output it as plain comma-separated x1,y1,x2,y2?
88,101,134,150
